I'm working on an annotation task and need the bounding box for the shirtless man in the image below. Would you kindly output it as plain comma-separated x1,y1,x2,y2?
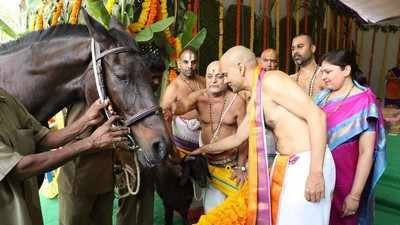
173,61,247,212
192,46,335,225
161,48,205,155
290,34,325,97
259,48,278,71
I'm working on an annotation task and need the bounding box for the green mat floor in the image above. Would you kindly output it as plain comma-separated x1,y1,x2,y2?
40,192,183,225
41,135,400,225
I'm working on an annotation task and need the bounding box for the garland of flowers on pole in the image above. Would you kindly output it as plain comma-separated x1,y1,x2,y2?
236,0,241,45
378,32,389,97
219,0,224,58
263,0,270,49
250,0,255,50
69,0,82,24
367,29,377,84
146,0,160,25
275,0,280,61
51,0,64,26
285,0,291,72
35,8,44,30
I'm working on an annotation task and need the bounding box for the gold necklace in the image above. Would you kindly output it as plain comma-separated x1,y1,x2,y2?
209,94,227,140
324,84,355,112
296,66,319,96
180,75,200,92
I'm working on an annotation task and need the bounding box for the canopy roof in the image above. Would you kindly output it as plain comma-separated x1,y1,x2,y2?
338,0,400,24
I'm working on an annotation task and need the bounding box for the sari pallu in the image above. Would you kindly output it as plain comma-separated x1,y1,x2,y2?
315,84,387,225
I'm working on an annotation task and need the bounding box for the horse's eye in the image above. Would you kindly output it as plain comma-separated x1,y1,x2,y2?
114,73,128,81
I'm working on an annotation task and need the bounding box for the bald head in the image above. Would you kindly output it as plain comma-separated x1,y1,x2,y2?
220,46,257,93
206,60,220,74
260,48,278,71
221,46,258,69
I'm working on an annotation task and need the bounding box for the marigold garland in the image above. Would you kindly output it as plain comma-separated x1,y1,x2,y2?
168,68,178,82
69,0,82,24
51,0,63,26
35,10,44,30
128,0,151,33
146,0,159,26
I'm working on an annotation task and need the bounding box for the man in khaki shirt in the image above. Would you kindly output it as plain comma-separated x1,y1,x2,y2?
0,88,128,225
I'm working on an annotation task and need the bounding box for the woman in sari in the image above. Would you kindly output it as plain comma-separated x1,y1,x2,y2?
315,50,387,225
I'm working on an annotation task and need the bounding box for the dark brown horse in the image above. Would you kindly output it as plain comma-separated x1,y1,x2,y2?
0,11,169,167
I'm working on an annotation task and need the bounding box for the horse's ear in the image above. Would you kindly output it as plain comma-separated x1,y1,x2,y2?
109,16,125,32
82,9,110,43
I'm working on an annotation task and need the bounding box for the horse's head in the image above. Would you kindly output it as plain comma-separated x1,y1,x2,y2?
82,11,170,167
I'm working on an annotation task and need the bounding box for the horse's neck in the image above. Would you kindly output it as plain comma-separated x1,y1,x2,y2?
0,37,92,124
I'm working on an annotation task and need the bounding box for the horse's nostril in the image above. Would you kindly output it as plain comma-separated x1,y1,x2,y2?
152,139,167,160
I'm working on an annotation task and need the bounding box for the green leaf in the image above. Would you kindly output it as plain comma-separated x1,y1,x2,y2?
135,27,153,42
149,17,175,33
181,11,197,46
0,18,17,39
86,0,111,28
184,28,207,50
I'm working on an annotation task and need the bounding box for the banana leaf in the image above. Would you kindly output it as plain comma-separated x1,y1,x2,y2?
183,28,207,50
181,11,196,46
135,27,153,42
150,17,174,33
0,17,17,39
135,17,175,42
86,0,110,27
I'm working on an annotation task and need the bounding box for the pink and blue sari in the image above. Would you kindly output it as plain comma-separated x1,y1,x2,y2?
315,83,387,225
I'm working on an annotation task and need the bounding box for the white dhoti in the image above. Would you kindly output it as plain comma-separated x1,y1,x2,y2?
272,149,336,225
172,116,200,154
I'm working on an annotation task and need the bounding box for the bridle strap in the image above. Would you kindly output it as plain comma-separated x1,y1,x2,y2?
96,46,132,61
124,105,162,127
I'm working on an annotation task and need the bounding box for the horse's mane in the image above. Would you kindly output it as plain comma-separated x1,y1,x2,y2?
0,24,89,55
